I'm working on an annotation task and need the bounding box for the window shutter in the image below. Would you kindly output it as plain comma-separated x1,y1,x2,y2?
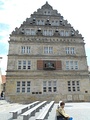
56,61,62,70
37,60,43,70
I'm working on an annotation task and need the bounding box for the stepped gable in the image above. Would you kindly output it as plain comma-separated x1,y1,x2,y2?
10,2,82,38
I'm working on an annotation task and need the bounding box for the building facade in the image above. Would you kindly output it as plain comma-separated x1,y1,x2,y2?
6,2,90,103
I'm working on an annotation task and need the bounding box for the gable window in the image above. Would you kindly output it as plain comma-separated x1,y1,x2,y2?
65,31,69,36
60,30,64,36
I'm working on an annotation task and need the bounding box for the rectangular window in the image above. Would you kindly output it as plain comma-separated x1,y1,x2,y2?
66,61,78,70
44,47,48,54
65,47,69,54
71,47,75,54
60,30,64,36
77,87,80,91
76,81,79,85
66,61,69,70
67,81,70,86
53,87,57,92
65,47,75,55
27,61,31,69
72,81,75,86
27,81,30,86
22,88,25,92
53,81,57,92
27,88,30,93
31,29,35,35
44,47,53,54
67,80,80,92
48,87,52,92
27,46,30,54
43,87,47,92
74,61,78,70
21,46,25,54
43,81,47,86
73,87,76,91
68,87,71,92
22,81,25,86
17,88,20,93
23,61,26,69
70,61,74,70
17,81,31,93
17,81,20,86
65,31,69,36
18,61,22,69
26,29,30,35
48,81,52,86
17,81,20,93
49,47,53,53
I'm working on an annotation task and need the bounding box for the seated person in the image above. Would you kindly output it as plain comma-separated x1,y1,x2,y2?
56,101,73,120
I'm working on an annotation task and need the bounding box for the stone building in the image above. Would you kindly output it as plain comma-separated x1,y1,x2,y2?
6,2,90,103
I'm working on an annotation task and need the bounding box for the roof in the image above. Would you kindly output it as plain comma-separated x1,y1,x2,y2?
2,75,6,84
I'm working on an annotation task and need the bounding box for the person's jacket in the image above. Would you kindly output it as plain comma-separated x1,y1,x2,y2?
56,106,69,118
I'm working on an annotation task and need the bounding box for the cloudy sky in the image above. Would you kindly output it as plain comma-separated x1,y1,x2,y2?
0,0,90,74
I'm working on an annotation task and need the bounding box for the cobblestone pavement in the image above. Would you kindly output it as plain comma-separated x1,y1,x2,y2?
0,100,90,120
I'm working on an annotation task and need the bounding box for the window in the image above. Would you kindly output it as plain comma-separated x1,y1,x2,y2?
65,31,69,36
71,47,75,54
68,87,71,92
21,46,25,54
43,81,57,93
31,29,35,35
18,60,31,70
74,61,78,69
53,81,57,92
72,81,75,85
43,81,47,92
16,81,31,93
65,47,75,55
48,81,52,92
25,29,30,35
27,47,30,54
70,61,74,70
17,81,20,93
67,81,80,92
66,61,69,70
65,47,69,54
66,61,78,70
60,30,64,36
48,87,52,92
28,61,31,69
44,47,53,54
21,46,31,54
18,61,22,69
67,81,70,86
23,61,26,69
27,81,31,92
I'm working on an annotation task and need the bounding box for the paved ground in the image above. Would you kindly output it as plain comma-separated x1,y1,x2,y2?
0,100,90,120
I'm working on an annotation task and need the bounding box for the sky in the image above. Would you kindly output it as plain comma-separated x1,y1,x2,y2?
0,0,90,74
